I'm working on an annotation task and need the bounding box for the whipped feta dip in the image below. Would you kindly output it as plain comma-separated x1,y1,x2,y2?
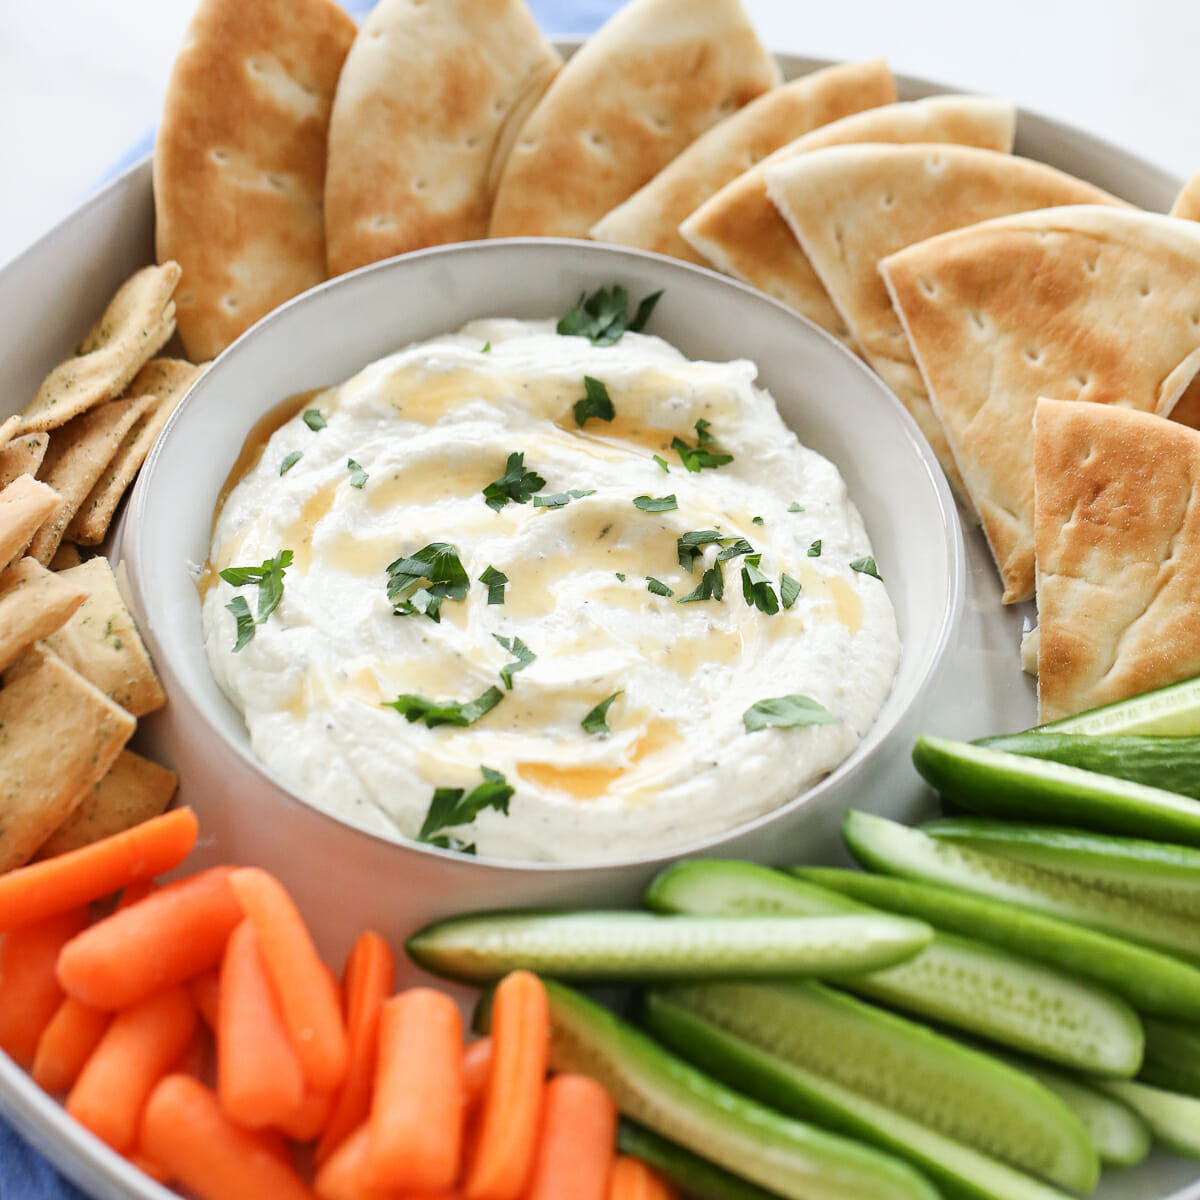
202,317,899,862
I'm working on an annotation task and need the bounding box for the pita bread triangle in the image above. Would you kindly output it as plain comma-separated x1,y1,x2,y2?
590,58,897,264
881,206,1200,605
324,0,561,276
765,144,1126,498
679,95,1016,350
1171,171,1200,222
488,0,780,239
1034,398,1200,722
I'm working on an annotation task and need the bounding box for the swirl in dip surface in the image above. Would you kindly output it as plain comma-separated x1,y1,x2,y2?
203,318,900,862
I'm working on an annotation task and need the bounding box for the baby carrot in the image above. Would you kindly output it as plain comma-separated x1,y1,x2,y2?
229,867,349,1093
316,930,395,1166
67,984,197,1152
190,967,221,1031
218,919,305,1130
608,1157,679,1200
462,1038,493,1114
31,996,110,1093
140,1074,313,1200
126,1151,171,1185
524,1074,617,1200
367,988,464,1191
278,1084,337,1142
0,808,197,932
57,866,243,1009
316,1123,461,1200
0,907,88,1067
463,970,549,1200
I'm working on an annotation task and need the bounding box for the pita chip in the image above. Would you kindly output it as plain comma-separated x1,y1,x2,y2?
590,58,896,263
882,206,1200,604
0,645,134,873
154,0,356,360
325,0,561,276
0,435,48,489
765,144,1125,495
0,559,88,673
488,0,780,239
679,95,1016,346
1171,171,1200,222
0,475,61,571
1034,399,1200,722
49,543,84,573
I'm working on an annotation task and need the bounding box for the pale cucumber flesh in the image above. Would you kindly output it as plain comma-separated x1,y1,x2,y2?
1092,1079,1200,1160
648,980,1096,1191
1038,676,1200,737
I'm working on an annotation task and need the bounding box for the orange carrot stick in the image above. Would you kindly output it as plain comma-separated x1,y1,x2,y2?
316,931,395,1166
607,1156,679,1200
523,1074,617,1200
0,809,197,933
31,996,110,1092
316,1123,460,1200
171,1027,210,1080
366,988,463,1191
462,1038,493,1115
190,967,221,1031
278,1084,337,1143
218,919,306,1130
126,1151,171,1185
140,1074,313,1200
0,907,89,1067
228,867,349,1093
118,879,160,910
463,971,549,1200
57,866,243,1009
67,984,197,1152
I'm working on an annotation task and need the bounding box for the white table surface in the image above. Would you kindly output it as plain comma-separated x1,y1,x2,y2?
2,0,1197,273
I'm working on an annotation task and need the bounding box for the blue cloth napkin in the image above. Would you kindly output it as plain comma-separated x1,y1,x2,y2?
0,5,619,1197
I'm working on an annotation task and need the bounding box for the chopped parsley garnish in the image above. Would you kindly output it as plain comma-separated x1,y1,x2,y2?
673,419,733,473
573,376,615,427
752,516,764,526
647,577,674,597
303,409,326,431
219,550,293,648
676,529,723,571
479,565,508,605
383,686,503,728
616,572,627,582
483,452,546,512
653,454,670,473
532,489,595,509
741,556,779,615
417,766,513,849
347,459,368,488
633,494,677,512
850,556,882,580
482,341,491,353
807,539,823,557
780,573,801,609
582,691,622,735
386,542,469,622
279,450,303,475
743,695,839,733
716,538,754,564
557,285,663,346
788,502,805,513
493,634,536,689
678,560,724,603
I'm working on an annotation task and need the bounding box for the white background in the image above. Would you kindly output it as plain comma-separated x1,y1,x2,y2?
1,0,1197,267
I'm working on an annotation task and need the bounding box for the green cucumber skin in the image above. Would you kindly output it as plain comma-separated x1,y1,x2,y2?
1141,1017,1200,1097
1092,1079,1200,1161
923,819,1200,919
1036,676,1200,737
643,995,1076,1200
912,735,1200,846
976,732,1200,799
844,810,1200,965
616,1121,785,1200
646,858,1139,1074
493,979,939,1200
405,910,930,985
648,980,1096,1192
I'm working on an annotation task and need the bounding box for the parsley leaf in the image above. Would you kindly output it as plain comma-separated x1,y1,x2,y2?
616,572,627,582
532,489,595,509
741,555,779,615
493,634,536,689
744,695,839,733
780,573,801,609
629,289,664,333
673,419,733,472
386,543,469,622
479,565,508,605
850,556,882,580
226,595,256,652
788,502,805,513
303,409,326,431
653,454,670,473
582,691,621,735
716,537,755,564
752,516,765,526
807,540,823,558
646,577,674,597
384,686,503,728
633,494,677,512
417,766,513,846
220,549,293,626
483,452,546,511
348,459,368,489
557,286,663,346
573,376,615,427
678,560,724,603
279,450,303,475
482,341,491,353
677,529,723,572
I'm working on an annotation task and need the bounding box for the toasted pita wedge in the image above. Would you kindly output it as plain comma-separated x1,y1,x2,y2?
49,543,84,572
882,206,1200,604
30,397,156,565
0,559,88,673
325,0,561,276
488,0,780,239
590,58,896,263
36,750,178,860
1034,399,1200,721
68,359,205,546
679,95,1016,346
17,265,179,435
0,435,48,489
1171,171,1200,222
0,645,134,873
766,145,1125,494
155,0,356,361
0,476,61,571
43,557,165,717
